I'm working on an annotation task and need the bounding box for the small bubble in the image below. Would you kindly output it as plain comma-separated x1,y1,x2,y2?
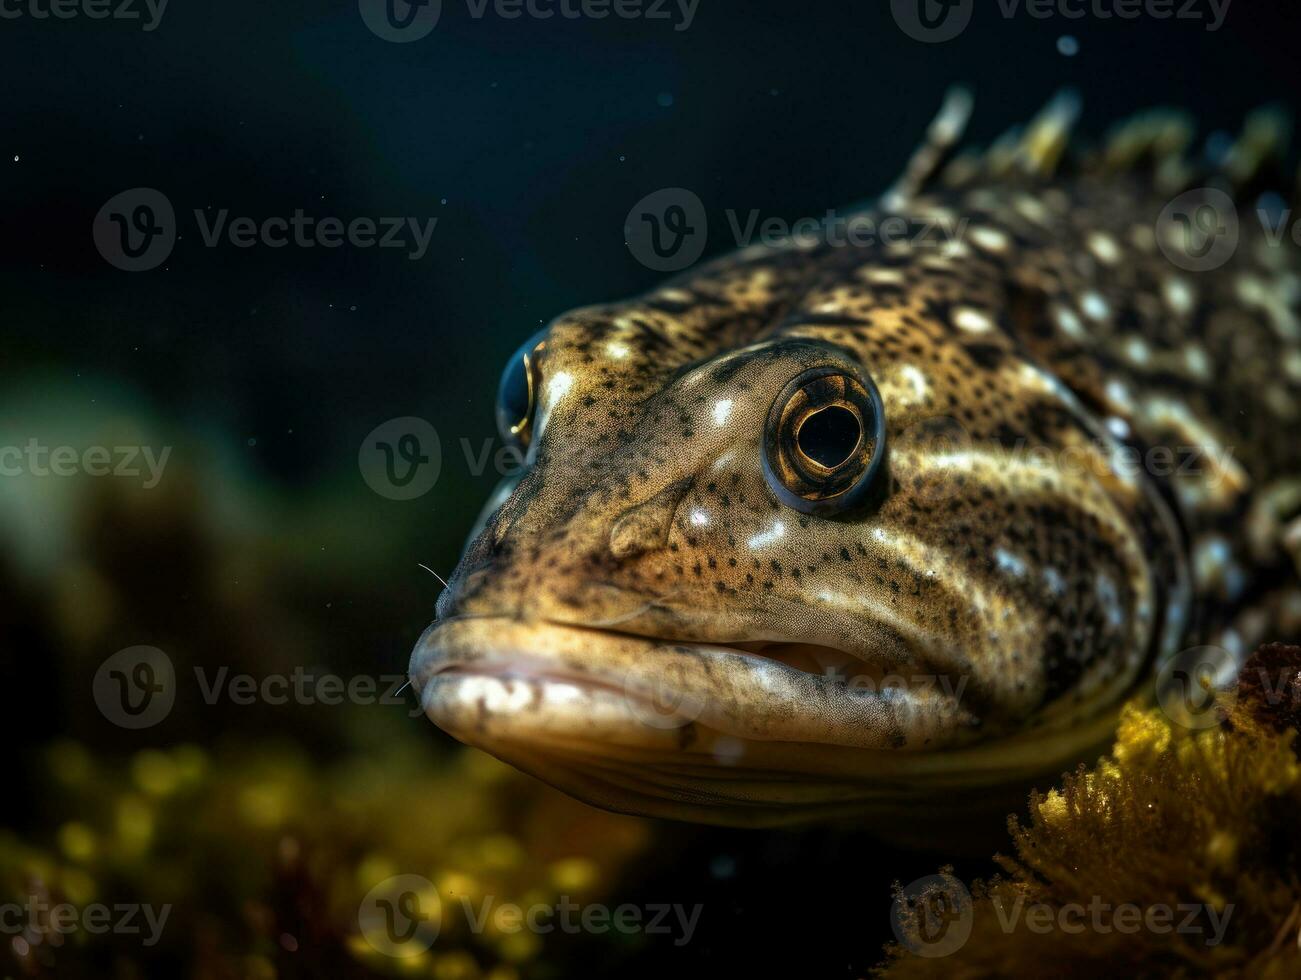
247,437,257,447
656,91,674,108
618,155,626,162
1057,35,1079,56
11,154,17,162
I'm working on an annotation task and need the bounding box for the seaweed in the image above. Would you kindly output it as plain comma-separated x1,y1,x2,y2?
879,644,1301,979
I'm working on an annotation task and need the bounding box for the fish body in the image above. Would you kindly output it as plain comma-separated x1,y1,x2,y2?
410,93,1301,828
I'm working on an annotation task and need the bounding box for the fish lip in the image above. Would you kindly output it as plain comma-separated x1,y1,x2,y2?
409,614,977,752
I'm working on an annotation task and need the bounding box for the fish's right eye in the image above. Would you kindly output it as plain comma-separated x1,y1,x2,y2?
762,363,887,516
495,330,547,451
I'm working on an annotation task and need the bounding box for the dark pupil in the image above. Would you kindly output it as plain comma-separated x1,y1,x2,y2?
797,406,860,468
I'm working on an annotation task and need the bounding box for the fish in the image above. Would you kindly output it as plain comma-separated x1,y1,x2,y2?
409,90,1301,829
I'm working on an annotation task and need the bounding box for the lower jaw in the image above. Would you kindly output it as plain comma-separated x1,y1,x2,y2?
408,617,1122,824
409,616,975,753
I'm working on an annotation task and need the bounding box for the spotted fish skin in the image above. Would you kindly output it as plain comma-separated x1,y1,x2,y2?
410,94,1301,827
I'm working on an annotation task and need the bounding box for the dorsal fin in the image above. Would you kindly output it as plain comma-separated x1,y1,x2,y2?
1014,90,1081,178
890,91,1296,205
882,87,973,209
1095,108,1195,173
983,125,1024,179
1087,108,1195,194
1221,105,1292,200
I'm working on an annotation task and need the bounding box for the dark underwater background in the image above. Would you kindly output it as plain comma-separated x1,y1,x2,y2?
2,1,1299,976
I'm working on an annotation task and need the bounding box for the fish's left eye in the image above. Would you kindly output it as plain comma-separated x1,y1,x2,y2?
762,364,887,516
495,330,547,450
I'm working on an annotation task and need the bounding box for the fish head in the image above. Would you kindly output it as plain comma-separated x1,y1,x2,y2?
409,286,1184,825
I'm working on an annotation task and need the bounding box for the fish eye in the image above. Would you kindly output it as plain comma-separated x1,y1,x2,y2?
762,364,887,516
495,330,547,450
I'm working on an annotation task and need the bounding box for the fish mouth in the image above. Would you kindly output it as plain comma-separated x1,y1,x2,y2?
406,614,1016,825
409,615,976,751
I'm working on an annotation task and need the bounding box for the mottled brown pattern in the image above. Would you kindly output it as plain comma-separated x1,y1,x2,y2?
410,96,1301,827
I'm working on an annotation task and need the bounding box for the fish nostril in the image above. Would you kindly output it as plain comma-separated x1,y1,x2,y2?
609,478,693,560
